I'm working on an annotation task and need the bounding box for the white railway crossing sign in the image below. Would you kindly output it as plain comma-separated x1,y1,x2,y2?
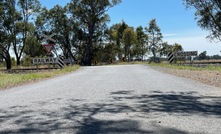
41,33,56,43
33,57,64,68
167,51,198,63
174,51,198,57
33,57,57,64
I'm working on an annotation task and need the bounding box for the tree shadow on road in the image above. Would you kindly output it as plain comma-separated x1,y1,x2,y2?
0,90,220,133
110,90,221,117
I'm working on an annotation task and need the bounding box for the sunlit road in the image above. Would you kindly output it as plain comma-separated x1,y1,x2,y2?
0,65,221,133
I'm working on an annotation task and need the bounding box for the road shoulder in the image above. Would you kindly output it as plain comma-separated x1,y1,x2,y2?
150,66,221,89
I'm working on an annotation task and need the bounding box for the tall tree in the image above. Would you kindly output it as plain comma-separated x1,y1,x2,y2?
122,27,136,61
68,0,121,65
13,0,41,65
117,21,128,60
135,26,148,61
146,19,163,62
109,21,128,60
183,0,221,42
46,5,78,61
108,21,128,60
0,0,18,69
35,7,59,57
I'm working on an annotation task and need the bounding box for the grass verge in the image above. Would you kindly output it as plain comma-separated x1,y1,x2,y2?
0,65,80,90
148,63,221,72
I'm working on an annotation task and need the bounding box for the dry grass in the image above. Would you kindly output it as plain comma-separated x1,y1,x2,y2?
0,65,80,90
149,63,221,88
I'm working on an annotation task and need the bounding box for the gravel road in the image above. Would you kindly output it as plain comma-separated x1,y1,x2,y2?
0,65,221,134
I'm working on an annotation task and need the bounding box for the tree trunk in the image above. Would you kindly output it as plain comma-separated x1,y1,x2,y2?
152,49,156,62
84,25,94,66
66,42,78,64
16,57,21,66
142,45,144,61
84,42,92,66
5,52,12,70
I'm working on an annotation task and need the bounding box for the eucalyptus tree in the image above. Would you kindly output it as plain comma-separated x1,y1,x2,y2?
146,19,163,62
92,28,116,63
13,0,41,65
122,27,136,61
109,21,128,60
46,5,79,61
35,7,48,33
135,26,148,61
0,0,19,69
67,0,121,65
183,0,221,42
34,7,61,58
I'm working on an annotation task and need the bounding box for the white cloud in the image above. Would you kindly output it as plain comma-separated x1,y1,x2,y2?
163,33,179,37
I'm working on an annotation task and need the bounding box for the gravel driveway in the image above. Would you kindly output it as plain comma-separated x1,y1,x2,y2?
0,65,221,133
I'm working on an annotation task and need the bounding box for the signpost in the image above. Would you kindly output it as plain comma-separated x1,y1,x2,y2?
167,51,198,63
33,57,57,64
33,57,64,68
42,44,54,55
41,32,56,55
57,56,64,68
174,51,198,57
167,52,174,63
35,32,64,68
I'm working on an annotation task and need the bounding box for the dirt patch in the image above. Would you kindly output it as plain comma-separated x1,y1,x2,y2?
152,66,221,88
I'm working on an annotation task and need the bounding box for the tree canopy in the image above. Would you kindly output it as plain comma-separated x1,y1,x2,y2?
183,0,221,42
0,0,191,69
67,0,121,65
146,19,163,62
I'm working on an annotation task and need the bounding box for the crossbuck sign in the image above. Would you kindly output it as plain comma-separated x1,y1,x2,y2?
41,33,56,43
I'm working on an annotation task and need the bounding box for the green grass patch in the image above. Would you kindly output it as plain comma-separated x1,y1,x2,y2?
0,65,80,90
148,63,221,72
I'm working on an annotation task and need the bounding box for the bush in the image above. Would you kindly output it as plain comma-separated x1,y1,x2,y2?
22,55,32,67
11,57,16,67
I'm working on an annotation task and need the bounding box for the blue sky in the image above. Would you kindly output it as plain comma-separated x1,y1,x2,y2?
39,0,221,55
